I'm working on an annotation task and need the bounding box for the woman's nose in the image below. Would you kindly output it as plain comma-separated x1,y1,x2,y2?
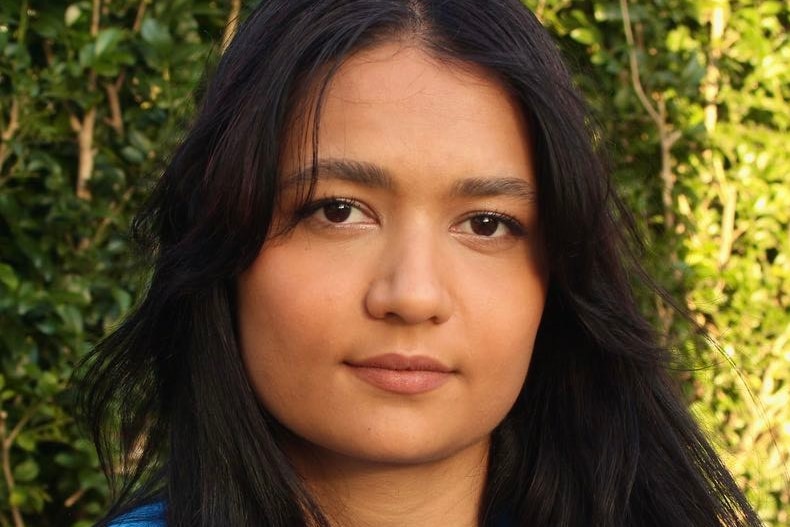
364,234,453,325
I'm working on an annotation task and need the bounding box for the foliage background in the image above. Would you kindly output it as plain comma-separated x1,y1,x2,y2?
0,0,787,525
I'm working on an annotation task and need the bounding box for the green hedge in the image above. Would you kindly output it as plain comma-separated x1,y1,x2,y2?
0,1,786,525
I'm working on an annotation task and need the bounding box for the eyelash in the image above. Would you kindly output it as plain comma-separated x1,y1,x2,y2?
296,196,526,237
459,209,526,237
296,196,368,221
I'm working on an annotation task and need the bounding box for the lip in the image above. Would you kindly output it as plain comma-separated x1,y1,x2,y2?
344,353,454,395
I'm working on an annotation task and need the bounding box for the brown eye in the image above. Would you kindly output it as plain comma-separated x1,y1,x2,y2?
322,201,354,223
307,199,373,226
454,212,524,239
469,215,500,236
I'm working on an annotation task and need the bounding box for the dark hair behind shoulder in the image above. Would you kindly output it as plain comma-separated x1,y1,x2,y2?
78,1,762,526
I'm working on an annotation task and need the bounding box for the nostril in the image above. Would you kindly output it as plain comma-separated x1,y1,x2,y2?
365,279,452,325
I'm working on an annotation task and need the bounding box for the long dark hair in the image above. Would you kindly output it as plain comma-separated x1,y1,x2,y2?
78,1,762,525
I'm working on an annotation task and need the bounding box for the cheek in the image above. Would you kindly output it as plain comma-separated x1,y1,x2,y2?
455,253,546,417
469,318,538,420
240,240,353,341
236,239,371,406
237,245,330,398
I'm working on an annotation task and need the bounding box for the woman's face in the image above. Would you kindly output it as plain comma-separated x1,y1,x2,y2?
237,42,548,466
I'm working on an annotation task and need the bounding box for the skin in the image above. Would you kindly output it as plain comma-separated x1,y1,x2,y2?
237,41,548,526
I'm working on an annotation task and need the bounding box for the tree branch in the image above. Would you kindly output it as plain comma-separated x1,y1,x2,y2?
104,73,125,137
657,100,680,230
0,98,20,173
619,0,661,124
132,0,147,32
535,0,547,21
64,488,86,508
620,0,680,230
0,99,19,142
0,411,25,527
90,0,101,37
75,0,102,199
702,4,735,272
620,0,684,338
78,187,134,250
221,0,242,52
704,3,725,128
103,0,148,138
2,405,38,452
717,174,737,270
75,103,97,200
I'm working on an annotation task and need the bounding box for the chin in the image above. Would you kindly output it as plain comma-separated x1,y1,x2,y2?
295,425,491,469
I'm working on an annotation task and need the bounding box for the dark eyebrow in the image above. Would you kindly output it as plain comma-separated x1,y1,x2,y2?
282,158,536,203
281,158,394,190
451,176,537,203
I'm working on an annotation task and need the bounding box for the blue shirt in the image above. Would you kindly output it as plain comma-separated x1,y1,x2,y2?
108,502,165,527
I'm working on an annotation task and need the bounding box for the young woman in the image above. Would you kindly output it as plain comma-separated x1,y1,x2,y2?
79,1,762,526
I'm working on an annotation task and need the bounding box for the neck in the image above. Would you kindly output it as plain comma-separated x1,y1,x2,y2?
289,440,490,527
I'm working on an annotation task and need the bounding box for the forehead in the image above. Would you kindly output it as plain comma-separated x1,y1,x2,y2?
328,42,510,112
282,41,534,192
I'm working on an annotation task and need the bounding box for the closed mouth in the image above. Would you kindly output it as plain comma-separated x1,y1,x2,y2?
344,353,453,373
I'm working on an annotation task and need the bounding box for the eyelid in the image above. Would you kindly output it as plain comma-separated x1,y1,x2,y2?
453,210,526,237
297,196,377,224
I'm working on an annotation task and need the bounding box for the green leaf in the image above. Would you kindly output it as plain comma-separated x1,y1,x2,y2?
35,319,57,335
570,27,598,46
39,371,60,393
10,489,25,507
55,452,80,468
55,304,84,335
112,287,133,314
0,263,19,290
129,129,154,153
95,28,124,57
64,4,81,27
16,431,37,452
141,18,173,51
32,11,63,39
78,42,94,68
13,458,40,482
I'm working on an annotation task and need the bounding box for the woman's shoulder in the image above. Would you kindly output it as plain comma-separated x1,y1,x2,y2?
107,502,165,527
